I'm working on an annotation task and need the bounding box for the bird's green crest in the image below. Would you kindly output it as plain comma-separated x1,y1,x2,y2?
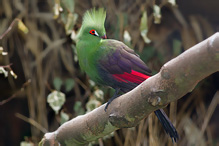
82,8,106,29
77,8,106,41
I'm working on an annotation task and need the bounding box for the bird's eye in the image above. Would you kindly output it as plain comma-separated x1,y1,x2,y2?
89,29,99,36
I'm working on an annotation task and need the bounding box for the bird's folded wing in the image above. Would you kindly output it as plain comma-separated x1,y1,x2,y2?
99,40,152,84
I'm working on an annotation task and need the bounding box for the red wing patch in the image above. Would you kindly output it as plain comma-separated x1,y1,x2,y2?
113,70,150,84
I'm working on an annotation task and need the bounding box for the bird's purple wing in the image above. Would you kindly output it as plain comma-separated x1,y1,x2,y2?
99,40,152,91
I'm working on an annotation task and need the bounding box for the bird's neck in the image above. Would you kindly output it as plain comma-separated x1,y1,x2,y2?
77,38,102,73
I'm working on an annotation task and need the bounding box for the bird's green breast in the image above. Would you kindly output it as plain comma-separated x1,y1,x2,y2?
76,39,109,83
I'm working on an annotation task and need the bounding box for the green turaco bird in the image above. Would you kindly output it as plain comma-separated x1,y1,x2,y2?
76,8,179,142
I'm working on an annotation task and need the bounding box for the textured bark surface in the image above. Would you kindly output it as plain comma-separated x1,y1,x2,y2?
40,33,219,146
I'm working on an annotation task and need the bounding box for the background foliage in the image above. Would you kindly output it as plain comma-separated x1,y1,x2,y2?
0,0,218,145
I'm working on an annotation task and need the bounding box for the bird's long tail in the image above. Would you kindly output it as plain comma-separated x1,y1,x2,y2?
154,109,179,142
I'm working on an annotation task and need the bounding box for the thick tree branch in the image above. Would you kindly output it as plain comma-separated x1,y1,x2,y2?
40,33,219,146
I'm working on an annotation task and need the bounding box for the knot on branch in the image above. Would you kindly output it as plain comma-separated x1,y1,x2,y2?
148,89,168,106
109,113,138,128
161,67,171,79
148,96,161,106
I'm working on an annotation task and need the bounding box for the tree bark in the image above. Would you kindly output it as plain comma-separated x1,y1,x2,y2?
40,33,219,146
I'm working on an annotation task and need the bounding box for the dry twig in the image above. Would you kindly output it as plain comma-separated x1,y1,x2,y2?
0,79,31,105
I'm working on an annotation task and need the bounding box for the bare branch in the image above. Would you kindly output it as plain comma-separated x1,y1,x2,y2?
15,113,48,133
0,79,31,105
0,18,20,40
40,33,219,146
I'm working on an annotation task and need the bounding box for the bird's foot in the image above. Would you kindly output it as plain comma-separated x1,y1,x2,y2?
104,88,120,112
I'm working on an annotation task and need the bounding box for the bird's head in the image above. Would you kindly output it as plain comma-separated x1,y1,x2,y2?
77,8,107,42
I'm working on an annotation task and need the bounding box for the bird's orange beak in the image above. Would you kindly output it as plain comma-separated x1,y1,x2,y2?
101,35,107,39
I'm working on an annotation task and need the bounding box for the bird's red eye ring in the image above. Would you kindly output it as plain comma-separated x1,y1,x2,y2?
89,29,96,35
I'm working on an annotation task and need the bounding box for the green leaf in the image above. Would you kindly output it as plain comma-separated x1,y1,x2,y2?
65,13,78,35
62,0,75,13
71,44,78,62
0,46,8,55
153,5,162,24
64,78,75,92
74,101,85,116
47,91,66,114
138,46,155,62
53,0,63,19
89,80,96,87
20,141,34,146
140,11,151,44
60,111,70,124
53,77,63,91
0,67,8,77
173,39,182,56
86,99,101,113
59,0,77,35
94,89,104,101
18,20,29,34
168,0,176,6
157,51,165,63
123,30,132,46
